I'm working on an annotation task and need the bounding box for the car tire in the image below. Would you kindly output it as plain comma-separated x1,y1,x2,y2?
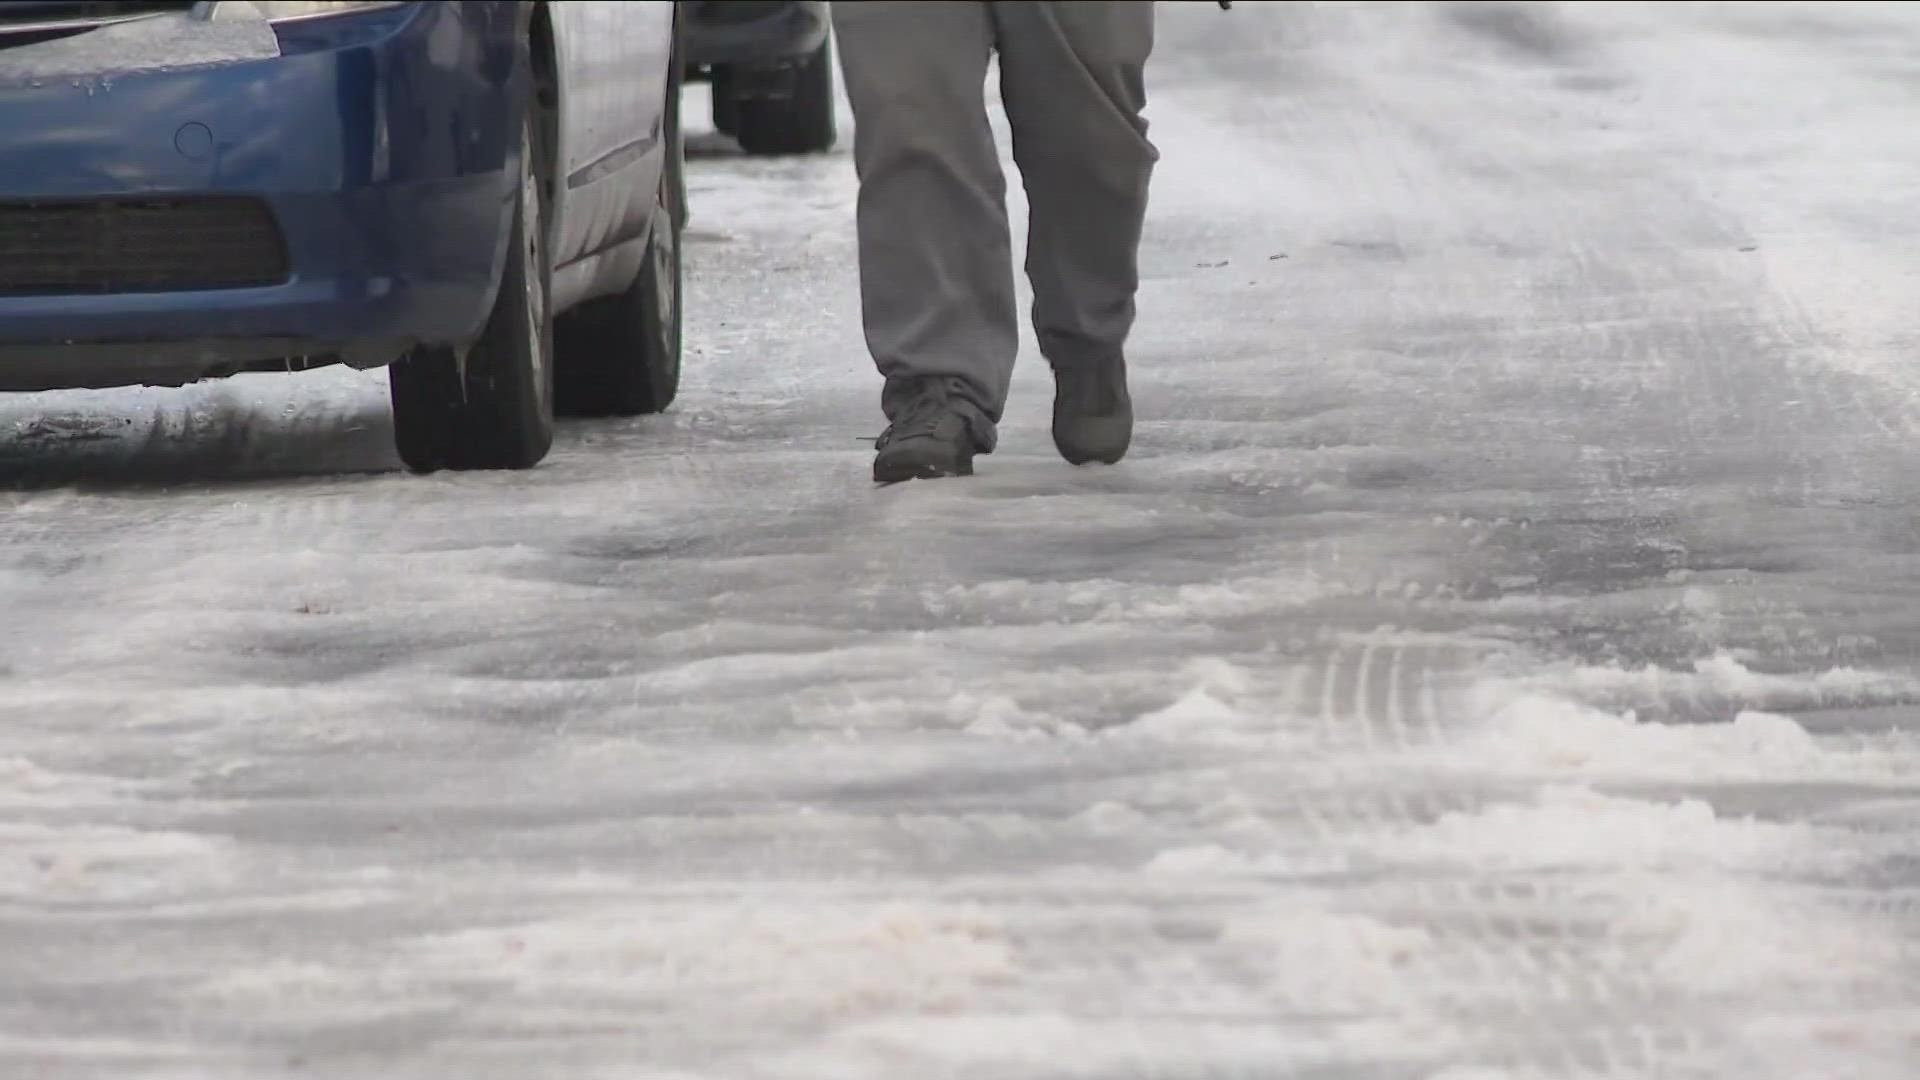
711,65,740,137
389,110,555,473
734,35,835,156
553,49,684,418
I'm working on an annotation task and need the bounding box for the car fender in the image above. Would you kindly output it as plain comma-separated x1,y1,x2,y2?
545,1,672,283
466,0,541,347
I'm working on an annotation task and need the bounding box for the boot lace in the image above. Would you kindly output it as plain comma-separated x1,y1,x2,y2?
877,390,953,448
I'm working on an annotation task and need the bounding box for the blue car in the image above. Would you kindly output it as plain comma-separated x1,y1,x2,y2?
0,0,683,471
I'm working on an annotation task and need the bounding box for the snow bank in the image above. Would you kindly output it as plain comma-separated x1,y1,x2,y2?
1388,784,1851,874
1451,654,1920,782
409,901,1018,1024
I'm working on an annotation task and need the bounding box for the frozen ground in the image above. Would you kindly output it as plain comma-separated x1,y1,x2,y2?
2,3,1919,1078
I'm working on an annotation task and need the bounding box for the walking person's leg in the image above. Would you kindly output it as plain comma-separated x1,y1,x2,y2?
992,1,1158,464
833,1,1015,481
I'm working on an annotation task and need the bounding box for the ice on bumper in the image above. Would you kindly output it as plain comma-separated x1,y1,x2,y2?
0,11,280,84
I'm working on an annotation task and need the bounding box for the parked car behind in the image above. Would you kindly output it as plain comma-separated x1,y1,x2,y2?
0,0,685,472
683,0,834,156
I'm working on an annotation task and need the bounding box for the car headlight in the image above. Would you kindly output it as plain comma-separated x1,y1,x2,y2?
199,1,404,23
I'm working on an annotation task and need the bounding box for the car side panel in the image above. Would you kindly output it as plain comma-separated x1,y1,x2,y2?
548,0,674,276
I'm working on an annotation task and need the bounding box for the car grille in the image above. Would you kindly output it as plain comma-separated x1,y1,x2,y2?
0,197,291,294
689,1,789,27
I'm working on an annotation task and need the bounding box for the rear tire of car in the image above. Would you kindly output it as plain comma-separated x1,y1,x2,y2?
733,36,835,156
554,45,684,418
389,111,555,473
711,66,740,137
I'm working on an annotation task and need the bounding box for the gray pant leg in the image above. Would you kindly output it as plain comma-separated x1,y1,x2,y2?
832,1,1012,448
994,1,1158,368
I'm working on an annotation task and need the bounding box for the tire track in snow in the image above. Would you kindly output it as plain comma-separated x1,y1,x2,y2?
1316,642,1347,749
1384,642,1413,750
1221,626,1907,1076
1352,640,1381,751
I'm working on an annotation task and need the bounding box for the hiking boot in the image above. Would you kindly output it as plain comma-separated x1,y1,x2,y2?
873,385,979,483
1051,356,1133,465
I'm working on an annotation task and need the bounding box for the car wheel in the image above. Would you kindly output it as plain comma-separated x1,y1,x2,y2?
554,54,684,418
553,143,683,417
734,35,835,156
389,111,555,472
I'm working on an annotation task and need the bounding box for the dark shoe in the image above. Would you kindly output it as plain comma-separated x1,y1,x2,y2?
873,386,978,483
1052,356,1133,465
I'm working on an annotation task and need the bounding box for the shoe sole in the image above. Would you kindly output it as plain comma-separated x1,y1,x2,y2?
1058,449,1128,467
873,459,975,484
1053,429,1131,466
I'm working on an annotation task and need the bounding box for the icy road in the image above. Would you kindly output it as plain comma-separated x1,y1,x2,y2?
2,3,1918,1078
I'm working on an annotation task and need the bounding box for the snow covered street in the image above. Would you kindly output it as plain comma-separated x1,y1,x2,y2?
3,2,1918,1076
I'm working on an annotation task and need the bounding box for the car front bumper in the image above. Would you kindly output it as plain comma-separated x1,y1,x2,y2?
684,0,828,67
0,1,526,391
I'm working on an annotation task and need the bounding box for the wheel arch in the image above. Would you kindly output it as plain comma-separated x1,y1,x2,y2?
471,1,559,342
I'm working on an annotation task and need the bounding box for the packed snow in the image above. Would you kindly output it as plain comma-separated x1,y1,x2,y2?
2,3,1918,1079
